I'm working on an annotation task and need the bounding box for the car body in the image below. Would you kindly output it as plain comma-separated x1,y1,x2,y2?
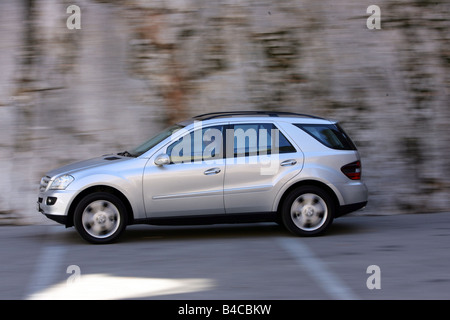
37,111,368,243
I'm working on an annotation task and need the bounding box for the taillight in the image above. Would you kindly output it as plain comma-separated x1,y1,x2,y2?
341,161,361,180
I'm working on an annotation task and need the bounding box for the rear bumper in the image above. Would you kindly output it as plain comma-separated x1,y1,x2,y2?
336,201,368,218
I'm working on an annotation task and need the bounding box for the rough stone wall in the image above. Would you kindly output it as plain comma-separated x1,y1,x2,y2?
0,0,449,223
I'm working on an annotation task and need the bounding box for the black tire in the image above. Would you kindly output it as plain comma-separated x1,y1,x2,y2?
74,192,127,244
281,186,335,236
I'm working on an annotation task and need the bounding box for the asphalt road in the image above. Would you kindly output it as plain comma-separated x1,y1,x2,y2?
1,212,450,300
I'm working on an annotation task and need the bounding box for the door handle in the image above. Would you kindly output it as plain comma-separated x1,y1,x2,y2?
204,168,221,175
280,159,297,167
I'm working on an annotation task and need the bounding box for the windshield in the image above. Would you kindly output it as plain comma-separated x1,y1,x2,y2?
129,124,185,157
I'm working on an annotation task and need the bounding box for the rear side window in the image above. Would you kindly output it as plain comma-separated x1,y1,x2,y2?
294,123,357,150
231,123,297,157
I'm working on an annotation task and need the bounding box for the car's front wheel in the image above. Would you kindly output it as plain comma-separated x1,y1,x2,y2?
281,186,335,236
74,192,127,244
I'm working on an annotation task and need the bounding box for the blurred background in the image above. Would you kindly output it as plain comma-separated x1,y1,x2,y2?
0,0,449,224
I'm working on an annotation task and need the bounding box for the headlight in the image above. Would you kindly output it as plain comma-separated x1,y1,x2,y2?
50,175,74,190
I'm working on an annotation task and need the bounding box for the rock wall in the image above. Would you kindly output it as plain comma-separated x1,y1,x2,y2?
1,0,449,223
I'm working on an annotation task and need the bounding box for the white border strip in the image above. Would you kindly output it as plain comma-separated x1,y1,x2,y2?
276,237,359,300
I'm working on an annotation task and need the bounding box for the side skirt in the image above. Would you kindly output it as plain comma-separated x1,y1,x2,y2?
132,212,277,226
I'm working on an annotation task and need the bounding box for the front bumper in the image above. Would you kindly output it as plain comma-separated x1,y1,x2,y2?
42,212,68,225
37,189,77,225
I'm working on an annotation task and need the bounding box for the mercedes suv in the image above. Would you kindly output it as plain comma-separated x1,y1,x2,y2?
37,111,368,244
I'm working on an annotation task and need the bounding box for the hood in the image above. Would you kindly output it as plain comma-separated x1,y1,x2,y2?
46,155,130,178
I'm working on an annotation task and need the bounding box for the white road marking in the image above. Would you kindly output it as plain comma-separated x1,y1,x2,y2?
276,237,359,300
25,226,66,299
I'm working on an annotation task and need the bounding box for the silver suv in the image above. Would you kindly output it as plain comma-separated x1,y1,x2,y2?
37,111,368,244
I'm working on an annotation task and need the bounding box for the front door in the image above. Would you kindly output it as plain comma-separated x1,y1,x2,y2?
143,125,225,217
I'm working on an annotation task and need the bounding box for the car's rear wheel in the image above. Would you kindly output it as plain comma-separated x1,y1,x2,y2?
74,192,127,244
281,186,335,236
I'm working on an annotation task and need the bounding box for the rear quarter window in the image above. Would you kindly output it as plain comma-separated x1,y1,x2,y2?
294,123,357,150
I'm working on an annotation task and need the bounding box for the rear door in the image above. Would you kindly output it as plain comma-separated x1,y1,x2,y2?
223,122,304,213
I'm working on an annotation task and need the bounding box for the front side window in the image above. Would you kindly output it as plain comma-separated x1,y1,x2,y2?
167,125,224,164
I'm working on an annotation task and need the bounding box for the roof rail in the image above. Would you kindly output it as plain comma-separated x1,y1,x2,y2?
193,111,323,120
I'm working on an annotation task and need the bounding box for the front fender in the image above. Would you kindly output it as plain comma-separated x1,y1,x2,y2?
67,171,145,221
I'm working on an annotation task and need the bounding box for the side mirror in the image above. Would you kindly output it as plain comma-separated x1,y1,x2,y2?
154,153,170,166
